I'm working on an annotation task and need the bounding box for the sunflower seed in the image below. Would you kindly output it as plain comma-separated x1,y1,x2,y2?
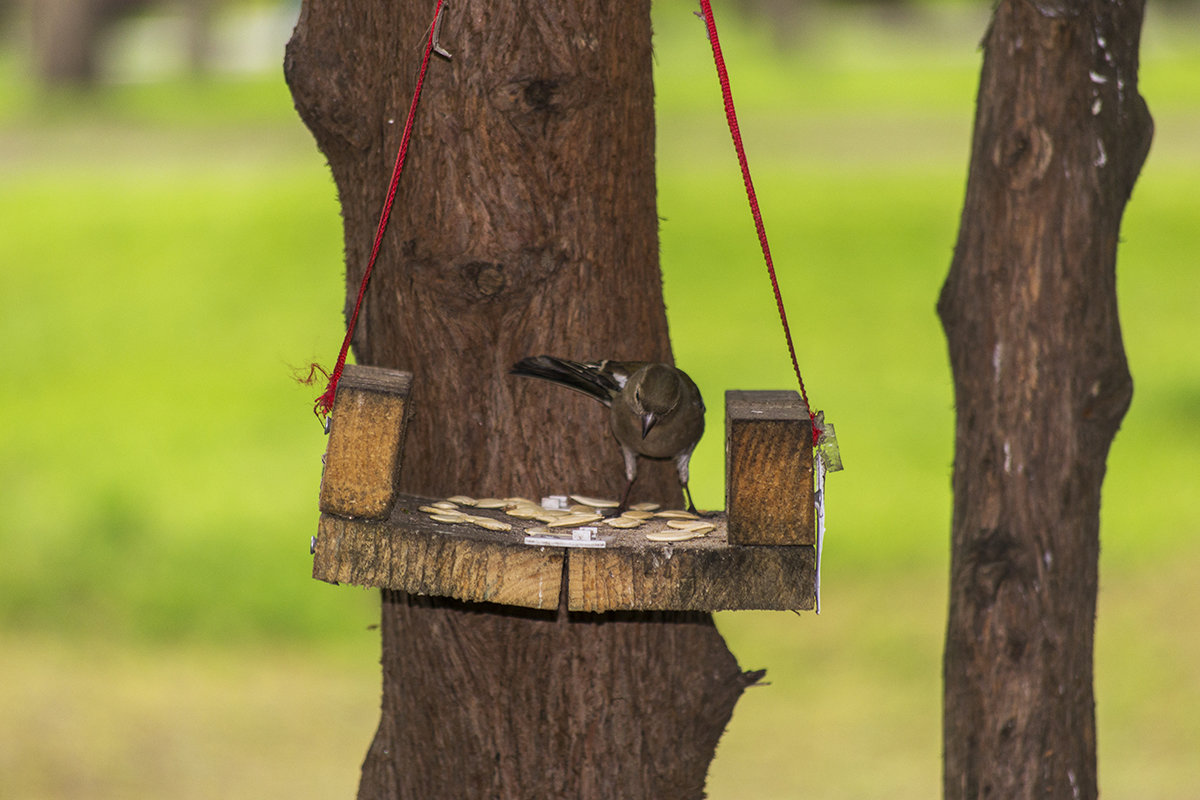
619,510,654,520
468,516,513,531
504,506,543,519
630,502,661,512
570,495,619,509
604,516,644,529
645,529,705,542
430,513,467,524
421,505,465,516
446,495,476,506
546,513,602,528
654,509,700,520
667,519,715,532
431,500,459,510
473,497,507,509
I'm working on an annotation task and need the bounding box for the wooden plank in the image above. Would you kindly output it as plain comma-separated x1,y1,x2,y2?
725,390,814,546
312,494,814,613
567,529,814,612
314,504,564,611
318,364,413,519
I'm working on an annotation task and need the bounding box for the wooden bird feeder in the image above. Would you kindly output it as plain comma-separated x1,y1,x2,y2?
313,364,816,612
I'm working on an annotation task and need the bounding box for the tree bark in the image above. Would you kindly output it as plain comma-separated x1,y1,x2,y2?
938,0,1152,797
286,2,757,797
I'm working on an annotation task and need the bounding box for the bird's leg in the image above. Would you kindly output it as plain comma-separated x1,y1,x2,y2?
674,449,700,514
617,445,639,513
682,481,698,516
618,476,637,514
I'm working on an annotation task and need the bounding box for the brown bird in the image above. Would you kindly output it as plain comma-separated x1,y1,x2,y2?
510,356,706,513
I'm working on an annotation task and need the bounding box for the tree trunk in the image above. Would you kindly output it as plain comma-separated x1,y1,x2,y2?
938,0,1152,797
31,0,103,84
285,2,757,797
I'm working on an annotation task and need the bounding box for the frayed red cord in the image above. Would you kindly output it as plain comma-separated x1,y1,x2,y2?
697,0,819,447
309,0,445,421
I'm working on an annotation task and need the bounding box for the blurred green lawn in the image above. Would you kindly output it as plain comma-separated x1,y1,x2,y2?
1,2,1198,798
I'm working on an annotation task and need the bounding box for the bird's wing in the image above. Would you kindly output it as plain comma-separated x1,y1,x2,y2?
509,356,622,406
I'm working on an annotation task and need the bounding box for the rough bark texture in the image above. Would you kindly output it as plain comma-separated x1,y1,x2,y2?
286,2,757,797
366,596,757,798
938,0,1152,797
286,0,683,502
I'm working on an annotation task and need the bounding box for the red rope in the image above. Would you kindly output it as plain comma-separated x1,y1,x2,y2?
697,0,818,446
310,0,445,420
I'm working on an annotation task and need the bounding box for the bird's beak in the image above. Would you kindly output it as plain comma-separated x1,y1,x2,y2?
641,412,657,439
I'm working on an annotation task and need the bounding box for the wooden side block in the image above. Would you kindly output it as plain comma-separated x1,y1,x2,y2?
725,390,814,545
319,364,413,519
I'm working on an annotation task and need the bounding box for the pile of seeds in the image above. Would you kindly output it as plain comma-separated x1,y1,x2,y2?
645,517,717,542
417,500,514,531
416,494,717,542
604,506,716,541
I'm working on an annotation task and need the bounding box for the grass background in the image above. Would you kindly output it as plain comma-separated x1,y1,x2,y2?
1,1,1197,797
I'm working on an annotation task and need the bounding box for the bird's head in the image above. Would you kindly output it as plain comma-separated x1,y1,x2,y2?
631,364,681,439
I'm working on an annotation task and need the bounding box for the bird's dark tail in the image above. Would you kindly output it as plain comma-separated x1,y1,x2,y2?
509,356,619,406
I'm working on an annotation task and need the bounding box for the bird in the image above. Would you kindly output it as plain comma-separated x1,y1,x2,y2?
509,355,706,513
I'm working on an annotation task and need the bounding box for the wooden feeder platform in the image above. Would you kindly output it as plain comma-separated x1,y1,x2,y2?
312,365,817,613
